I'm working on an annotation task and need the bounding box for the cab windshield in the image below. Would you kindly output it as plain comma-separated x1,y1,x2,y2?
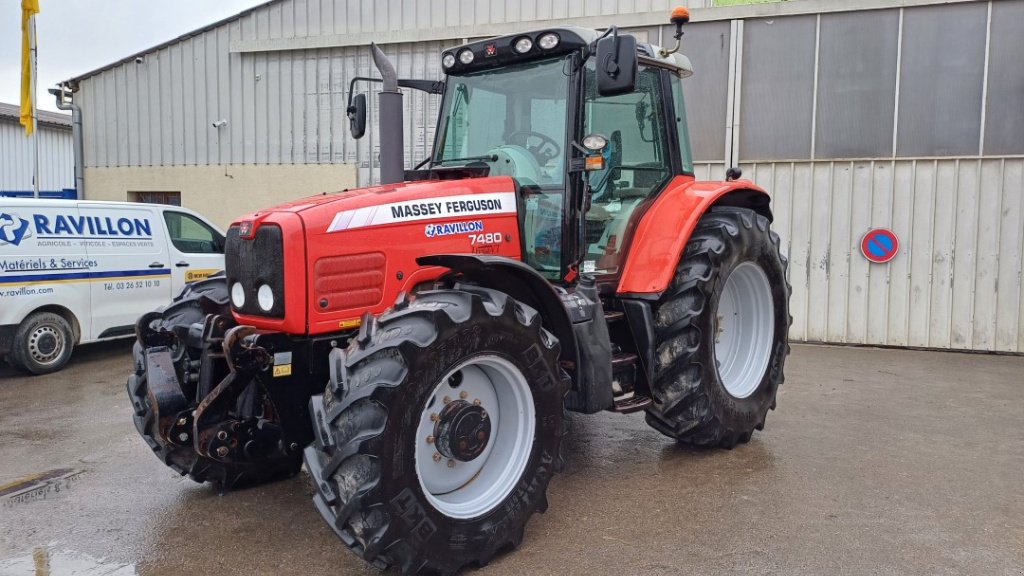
434,57,569,187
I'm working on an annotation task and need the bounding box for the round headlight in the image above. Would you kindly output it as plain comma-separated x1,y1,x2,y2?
257,284,275,311
537,33,560,50
442,53,456,69
458,49,475,65
582,133,609,151
514,37,533,54
231,282,246,308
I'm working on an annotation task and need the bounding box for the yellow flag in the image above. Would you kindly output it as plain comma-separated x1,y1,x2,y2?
20,0,40,136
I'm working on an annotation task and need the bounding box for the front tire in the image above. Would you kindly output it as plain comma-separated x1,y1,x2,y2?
8,312,75,375
645,206,790,448
305,286,567,575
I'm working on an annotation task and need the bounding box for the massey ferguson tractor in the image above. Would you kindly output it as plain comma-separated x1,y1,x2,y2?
128,8,789,575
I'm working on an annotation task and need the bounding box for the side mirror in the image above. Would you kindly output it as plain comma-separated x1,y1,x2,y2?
348,93,367,139
596,33,637,97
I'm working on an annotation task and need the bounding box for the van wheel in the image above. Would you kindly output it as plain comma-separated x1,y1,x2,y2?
8,312,75,375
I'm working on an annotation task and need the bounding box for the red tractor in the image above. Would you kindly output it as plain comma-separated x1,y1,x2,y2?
129,8,789,575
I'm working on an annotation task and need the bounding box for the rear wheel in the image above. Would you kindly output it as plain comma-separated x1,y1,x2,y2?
305,286,567,575
126,276,301,489
645,206,790,448
7,312,75,375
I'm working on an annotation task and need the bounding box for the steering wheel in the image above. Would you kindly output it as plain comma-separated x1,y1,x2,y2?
508,131,561,165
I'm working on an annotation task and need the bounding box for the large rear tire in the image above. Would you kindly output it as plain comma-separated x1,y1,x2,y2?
305,286,567,575
645,206,790,448
126,276,302,489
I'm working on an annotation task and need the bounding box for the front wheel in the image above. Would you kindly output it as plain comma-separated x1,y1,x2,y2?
305,286,567,575
645,206,791,448
7,312,75,375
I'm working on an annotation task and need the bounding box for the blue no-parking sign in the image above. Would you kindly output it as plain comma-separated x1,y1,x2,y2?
861,228,900,263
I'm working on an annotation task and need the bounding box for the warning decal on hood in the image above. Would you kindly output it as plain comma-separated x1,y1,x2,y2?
326,192,517,233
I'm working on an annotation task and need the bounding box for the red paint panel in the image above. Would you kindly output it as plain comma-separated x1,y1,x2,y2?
314,252,386,312
616,175,771,295
230,176,522,335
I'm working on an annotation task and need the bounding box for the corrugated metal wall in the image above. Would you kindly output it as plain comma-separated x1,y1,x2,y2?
71,0,1024,353
693,159,1024,353
76,0,694,172
0,120,75,194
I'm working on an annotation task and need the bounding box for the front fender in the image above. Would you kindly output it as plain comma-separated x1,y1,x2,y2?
416,254,577,372
617,176,772,295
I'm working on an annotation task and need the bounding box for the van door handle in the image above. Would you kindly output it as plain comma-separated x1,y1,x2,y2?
149,262,165,269
175,261,190,268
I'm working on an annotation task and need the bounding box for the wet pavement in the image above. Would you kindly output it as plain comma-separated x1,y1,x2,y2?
0,341,1022,575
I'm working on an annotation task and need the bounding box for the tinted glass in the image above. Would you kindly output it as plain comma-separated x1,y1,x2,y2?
815,10,899,159
164,212,221,254
896,3,986,157
983,1,1024,155
435,57,568,187
739,16,817,160
672,21,731,162
582,65,671,275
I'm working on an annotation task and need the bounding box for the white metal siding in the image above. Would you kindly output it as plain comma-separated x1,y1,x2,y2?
0,120,75,194
694,159,1024,353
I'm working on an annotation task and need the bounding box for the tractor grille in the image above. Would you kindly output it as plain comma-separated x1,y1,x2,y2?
225,224,286,318
314,252,386,312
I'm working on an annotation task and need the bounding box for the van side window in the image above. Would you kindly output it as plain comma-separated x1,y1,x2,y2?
164,212,222,254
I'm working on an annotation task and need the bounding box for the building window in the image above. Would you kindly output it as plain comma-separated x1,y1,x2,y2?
814,9,900,159
672,21,731,162
130,191,181,206
896,3,987,157
983,0,1024,156
739,15,817,161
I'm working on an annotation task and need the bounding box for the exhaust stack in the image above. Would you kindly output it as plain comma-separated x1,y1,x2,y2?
370,43,405,185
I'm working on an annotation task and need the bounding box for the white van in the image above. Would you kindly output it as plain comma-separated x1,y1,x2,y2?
0,199,225,375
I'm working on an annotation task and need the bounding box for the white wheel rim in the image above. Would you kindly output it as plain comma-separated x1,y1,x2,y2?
414,355,536,519
28,325,64,365
714,262,774,399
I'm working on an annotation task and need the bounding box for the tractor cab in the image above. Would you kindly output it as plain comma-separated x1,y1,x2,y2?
351,26,695,284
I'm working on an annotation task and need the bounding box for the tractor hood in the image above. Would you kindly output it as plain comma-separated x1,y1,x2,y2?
231,175,519,235
225,174,524,336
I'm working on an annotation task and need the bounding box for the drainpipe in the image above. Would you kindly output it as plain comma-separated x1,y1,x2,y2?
49,85,85,199
370,43,405,185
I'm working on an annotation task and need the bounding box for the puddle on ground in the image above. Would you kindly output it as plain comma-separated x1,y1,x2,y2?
0,547,136,576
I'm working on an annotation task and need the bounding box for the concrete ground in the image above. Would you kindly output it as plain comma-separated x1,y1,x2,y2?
0,342,1021,576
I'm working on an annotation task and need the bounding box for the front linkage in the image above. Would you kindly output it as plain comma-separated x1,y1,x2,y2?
128,278,323,488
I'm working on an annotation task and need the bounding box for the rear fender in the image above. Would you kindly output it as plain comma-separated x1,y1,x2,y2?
617,176,773,296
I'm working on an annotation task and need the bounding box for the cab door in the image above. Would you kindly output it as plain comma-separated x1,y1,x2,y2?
160,210,225,297
580,63,675,278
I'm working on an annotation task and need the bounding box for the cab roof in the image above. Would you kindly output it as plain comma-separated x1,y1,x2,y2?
443,26,693,77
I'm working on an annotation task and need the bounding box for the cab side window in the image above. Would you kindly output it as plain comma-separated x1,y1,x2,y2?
164,212,223,254
583,65,672,275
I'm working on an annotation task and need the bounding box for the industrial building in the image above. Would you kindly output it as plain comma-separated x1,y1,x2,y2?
0,102,75,198
58,0,1024,353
